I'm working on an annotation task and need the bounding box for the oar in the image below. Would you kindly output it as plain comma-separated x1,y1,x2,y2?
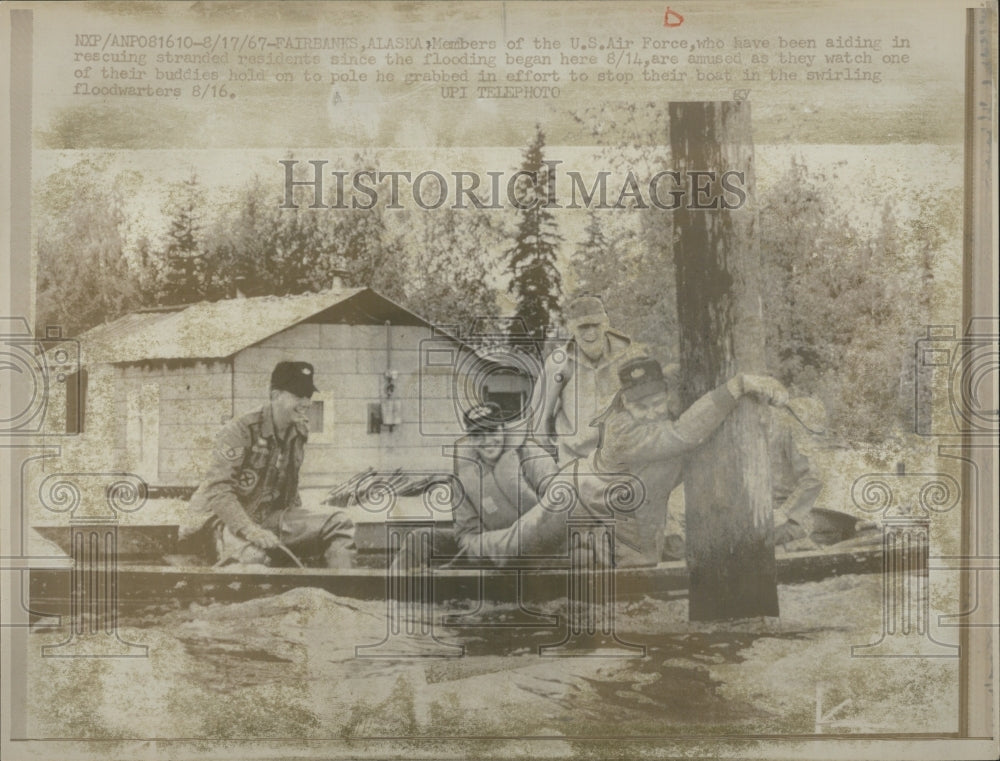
327,466,374,501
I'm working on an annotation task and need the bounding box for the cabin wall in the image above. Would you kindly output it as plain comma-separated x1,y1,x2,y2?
66,321,533,492
116,361,232,485
34,363,118,479
233,322,474,486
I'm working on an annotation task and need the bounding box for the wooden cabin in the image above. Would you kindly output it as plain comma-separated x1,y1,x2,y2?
54,288,533,489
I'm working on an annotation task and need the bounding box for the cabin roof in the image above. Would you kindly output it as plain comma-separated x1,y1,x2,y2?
76,288,437,365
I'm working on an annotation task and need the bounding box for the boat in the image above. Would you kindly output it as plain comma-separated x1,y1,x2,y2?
27,519,884,617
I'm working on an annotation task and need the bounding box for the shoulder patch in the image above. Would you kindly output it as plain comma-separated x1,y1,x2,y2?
218,445,245,463
236,469,259,490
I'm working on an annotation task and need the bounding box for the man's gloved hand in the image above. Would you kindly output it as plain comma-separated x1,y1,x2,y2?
240,524,280,549
740,374,789,407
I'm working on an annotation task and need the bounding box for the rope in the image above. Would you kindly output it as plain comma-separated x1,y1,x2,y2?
212,542,306,568
781,402,825,435
274,542,306,569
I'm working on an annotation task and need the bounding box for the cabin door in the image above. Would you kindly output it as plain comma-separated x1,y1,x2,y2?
126,383,160,482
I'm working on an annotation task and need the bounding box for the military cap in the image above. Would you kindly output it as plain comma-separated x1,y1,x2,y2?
618,356,668,402
271,361,318,398
563,294,608,325
463,402,505,433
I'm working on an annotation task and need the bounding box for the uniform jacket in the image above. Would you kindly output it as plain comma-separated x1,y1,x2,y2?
452,435,560,557
585,382,738,566
189,405,308,536
532,330,642,461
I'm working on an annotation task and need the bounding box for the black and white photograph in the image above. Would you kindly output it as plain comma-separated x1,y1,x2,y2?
1,2,997,759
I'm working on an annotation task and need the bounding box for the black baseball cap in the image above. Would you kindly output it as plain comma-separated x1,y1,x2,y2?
618,357,668,402
271,361,318,398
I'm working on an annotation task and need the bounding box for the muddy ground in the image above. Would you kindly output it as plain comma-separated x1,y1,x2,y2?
25,571,959,746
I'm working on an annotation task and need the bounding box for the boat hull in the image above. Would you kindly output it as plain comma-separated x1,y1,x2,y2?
27,546,883,618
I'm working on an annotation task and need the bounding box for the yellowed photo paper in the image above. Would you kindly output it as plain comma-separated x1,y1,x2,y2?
2,1,997,759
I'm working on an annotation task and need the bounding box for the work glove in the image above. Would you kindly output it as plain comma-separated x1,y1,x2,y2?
240,524,281,549
739,374,789,407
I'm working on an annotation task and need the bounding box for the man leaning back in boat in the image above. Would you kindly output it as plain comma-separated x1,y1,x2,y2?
451,402,561,561
450,357,788,567
188,361,356,568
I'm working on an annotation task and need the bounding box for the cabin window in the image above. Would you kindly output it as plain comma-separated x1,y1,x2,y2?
368,403,383,434
65,368,87,434
485,390,527,422
305,390,336,443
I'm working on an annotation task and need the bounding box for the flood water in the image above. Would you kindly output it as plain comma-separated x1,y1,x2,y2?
25,574,960,740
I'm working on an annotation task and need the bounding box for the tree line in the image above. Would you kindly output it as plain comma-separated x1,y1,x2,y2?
34,124,956,441
36,129,559,341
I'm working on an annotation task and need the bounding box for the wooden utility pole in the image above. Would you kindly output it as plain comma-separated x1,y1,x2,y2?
669,101,779,620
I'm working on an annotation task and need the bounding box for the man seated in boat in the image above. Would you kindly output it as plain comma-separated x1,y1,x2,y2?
451,359,788,567
451,402,561,561
188,361,355,568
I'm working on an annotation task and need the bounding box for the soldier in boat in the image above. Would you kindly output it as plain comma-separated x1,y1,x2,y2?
451,402,561,561
769,395,827,550
662,393,852,558
189,361,356,568
452,357,789,567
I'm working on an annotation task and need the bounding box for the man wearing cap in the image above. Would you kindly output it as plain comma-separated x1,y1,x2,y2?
189,361,355,567
450,402,560,560
585,357,788,565
472,357,788,566
531,294,641,464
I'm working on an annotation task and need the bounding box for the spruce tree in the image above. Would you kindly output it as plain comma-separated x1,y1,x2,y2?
160,174,207,305
506,125,563,338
